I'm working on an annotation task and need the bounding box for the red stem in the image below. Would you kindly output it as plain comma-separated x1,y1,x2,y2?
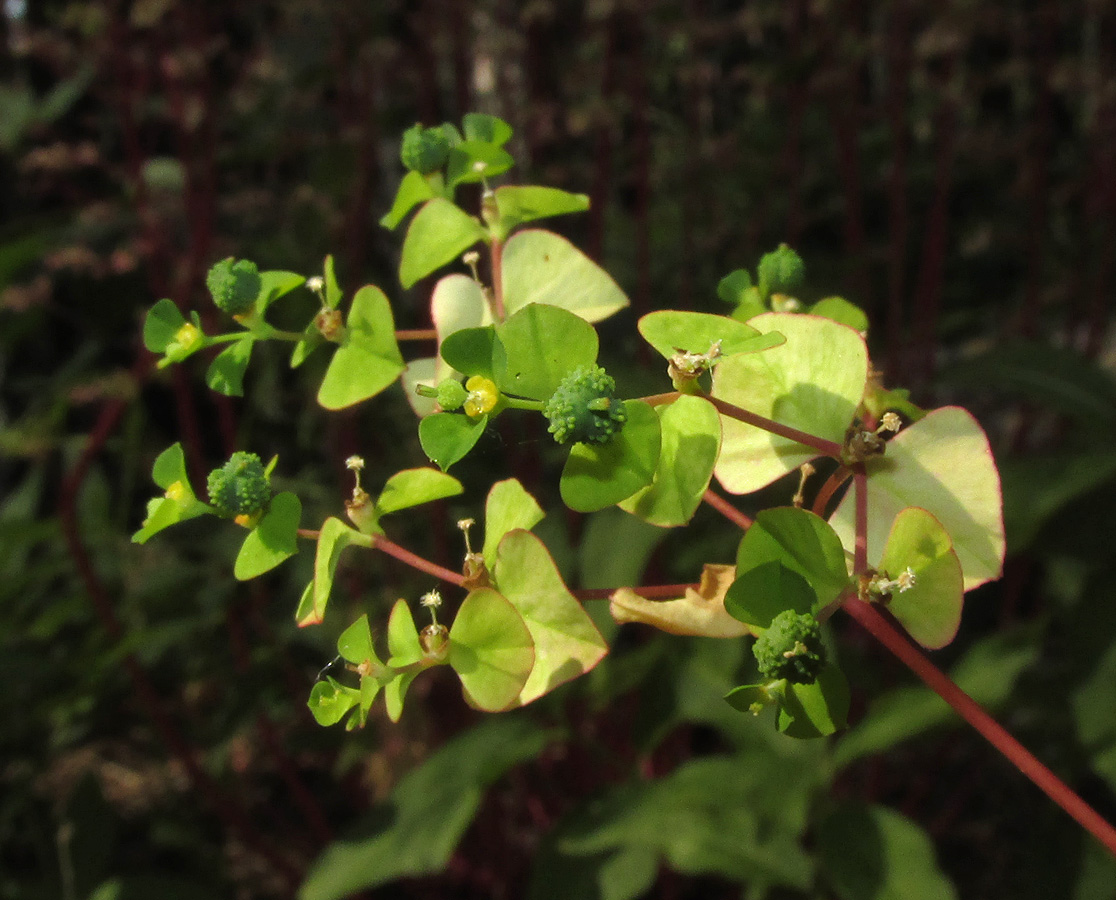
701,489,753,530
853,465,869,575
812,466,852,518
396,328,437,341
575,583,699,602
843,599,1116,857
706,395,844,457
489,236,506,321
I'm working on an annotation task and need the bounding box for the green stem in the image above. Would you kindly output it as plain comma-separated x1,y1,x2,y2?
502,396,545,411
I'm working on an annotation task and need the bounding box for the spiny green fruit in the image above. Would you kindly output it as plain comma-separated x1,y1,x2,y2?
206,258,261,316
757,244,805,297
544,365,627,445
752,610,826,684
400,124,451,175
435,378,469,411
207,452,271,516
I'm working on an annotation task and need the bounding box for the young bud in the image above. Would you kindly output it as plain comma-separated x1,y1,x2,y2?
206,452,271,517
400,124,451,175
544,365,627,445
752,610,826,685
206,258,262,316
757,244,805,298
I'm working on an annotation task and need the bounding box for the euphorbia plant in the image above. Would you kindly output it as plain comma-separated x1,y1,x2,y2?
135,112,1116,864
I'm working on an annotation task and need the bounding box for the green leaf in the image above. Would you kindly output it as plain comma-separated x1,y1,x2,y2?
556,756,814,889
399,198,487,288
448,587,535,711
941,341,1116,429
440,326,501,379
807,296,869,333
304,517,372,626
725,562,817,629
234,492,301,580
257,270,306,312
636,311,784,361
561,401,662,512
132,444,209,544
308,677,361,726
483,479,545,568
493,529,608,705
462,112,513,145
777,665,850,738
492,186,589,238
375,467,463,516
384,599,424,722
829,407,1004,591
716,269,753,304
877,507,963,649
1000,452,1116,551
818,803,958,900
300,718,553,900
445,141,515,188
318,285,406,409
619,395,722,526
380,170,436,230
494,303,599,400
730,507,850,622
501,230,629,323
418,412,488,471
337,614,378,666
713,313,868,493
143,298,186,352
205,338,254,397
832,626,1040,767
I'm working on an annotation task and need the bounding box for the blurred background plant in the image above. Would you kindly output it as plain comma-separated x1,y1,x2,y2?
2,1,1115,898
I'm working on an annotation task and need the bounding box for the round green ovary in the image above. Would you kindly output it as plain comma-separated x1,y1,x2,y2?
544,365,627,445
207,452,270,516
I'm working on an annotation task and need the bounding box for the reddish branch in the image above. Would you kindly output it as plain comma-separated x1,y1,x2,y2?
843,599,1116,857
701,489,753,530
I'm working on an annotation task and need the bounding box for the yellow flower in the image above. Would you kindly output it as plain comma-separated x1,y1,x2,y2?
463,375,499,418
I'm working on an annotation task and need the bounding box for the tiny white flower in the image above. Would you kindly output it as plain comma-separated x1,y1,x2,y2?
420,589,443,610
345,455,364,471
306,276,324,293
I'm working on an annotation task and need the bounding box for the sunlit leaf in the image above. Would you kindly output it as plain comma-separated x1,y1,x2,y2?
234,491,301,580
445,141,515,188
380,170,436,230
561,401,661,512
877,507,963,649
205,338,254,397
482,479,545,568
304,517,372,626
449,587,535,711
494,303,599,400
501,230,629,323
399,198,487,288
308,678,361,727
493,529,607,704
728,507,850,625
829,407,1004,591
143,298,187,352
385,599,424,722
376,468,463,516
492,186,589,238
776,666,850,738
619,395,721,526
807,297,868,334
257,270,306,312
418,412,488,471
462,112,513,145
713,313,868,494
637,311,783,360
337,614,377,666
318,285,406,409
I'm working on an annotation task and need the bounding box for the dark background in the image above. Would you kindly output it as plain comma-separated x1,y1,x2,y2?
2,1,1116,898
